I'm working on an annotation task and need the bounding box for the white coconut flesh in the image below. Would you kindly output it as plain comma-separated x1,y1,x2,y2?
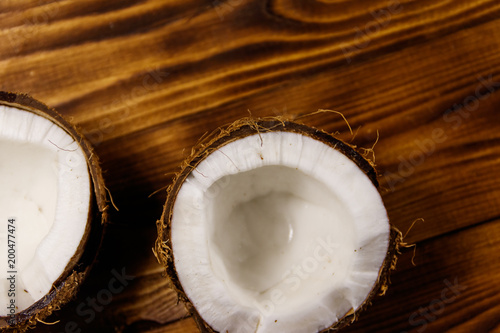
171,131,390,333
0,105,90,315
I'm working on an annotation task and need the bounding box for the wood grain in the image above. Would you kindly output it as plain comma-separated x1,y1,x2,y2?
1,0,499,332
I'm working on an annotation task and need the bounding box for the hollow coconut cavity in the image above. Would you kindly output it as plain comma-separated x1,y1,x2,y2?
0,92,107,332
156,119,401,333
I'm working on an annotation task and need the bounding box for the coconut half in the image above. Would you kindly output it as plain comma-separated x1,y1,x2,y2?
156,119,401,333
0,92,107,331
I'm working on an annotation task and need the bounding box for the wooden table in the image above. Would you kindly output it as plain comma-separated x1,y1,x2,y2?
1,1,500,332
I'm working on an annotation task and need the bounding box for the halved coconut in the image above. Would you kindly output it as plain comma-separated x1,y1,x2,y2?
156,118,401,333
0,92,107,332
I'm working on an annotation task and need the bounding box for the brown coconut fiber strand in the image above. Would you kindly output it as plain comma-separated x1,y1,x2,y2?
0,92,109,332
359,130,380,165
399,218,424,266
155,116,405,333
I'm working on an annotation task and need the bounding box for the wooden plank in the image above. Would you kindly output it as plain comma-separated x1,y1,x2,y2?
1,0,499,332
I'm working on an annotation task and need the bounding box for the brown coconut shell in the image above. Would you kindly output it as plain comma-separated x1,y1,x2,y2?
155,117,402,332
0,92,108,332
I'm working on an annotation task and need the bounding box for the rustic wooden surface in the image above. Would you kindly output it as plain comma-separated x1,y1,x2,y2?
1,0,500,332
